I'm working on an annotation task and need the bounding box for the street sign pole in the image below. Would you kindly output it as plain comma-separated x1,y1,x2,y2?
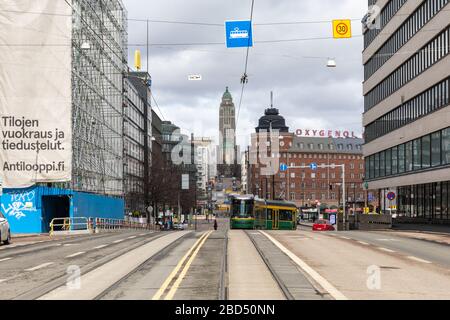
342,164,346,231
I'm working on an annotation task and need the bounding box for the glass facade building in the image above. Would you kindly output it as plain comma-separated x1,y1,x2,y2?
363,0,450,223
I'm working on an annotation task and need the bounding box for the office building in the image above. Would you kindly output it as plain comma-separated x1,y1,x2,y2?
362,0,450,223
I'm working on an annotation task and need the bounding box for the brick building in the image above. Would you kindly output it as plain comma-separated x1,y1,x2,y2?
249,108,365,209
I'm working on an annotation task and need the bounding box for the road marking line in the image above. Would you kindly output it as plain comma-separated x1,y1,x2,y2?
25,262,54,271
164,231,212,300
407,256,432,264
152,231,210,300
0,279,6,283
377,247,395,253
358,241,369,245
260,231,348,300
127,236,137,239
0,257,12,262
93,244,108,250
113,239,124,243
66,251,85,258
340,236,351,240
139,233,147,236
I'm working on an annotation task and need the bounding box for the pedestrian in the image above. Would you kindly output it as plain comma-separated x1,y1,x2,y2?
213,219,218,231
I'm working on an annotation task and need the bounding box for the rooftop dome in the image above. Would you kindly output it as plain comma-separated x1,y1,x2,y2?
256,108,289,133
222,86,232,100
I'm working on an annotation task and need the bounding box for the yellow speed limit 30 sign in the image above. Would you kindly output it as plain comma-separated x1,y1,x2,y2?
332,19,352,38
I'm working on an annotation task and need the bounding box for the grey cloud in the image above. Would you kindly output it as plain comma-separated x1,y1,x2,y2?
123,0,367,147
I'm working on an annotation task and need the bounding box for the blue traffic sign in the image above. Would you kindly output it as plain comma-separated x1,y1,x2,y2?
280,163,288,172
309,163,318,170
225,20,253,48
387,192,396,201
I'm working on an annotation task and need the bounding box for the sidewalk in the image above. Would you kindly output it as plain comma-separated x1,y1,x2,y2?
298,222,450,245
12,233,47,239
10,233,82,245
384,230,450,245
388,224,450,245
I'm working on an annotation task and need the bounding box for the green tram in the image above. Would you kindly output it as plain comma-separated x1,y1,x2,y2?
229,194,255,229
229,195,298,230
254,199,298,230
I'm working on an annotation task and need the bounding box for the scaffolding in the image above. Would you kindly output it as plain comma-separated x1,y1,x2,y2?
65,0,128,196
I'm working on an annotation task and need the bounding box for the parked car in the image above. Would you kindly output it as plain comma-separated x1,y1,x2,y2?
312,219,335,231
173,223,187,230
0,211,11,245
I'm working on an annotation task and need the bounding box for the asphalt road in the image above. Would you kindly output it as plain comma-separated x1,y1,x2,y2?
1,220,449,300
270,227,450,299
0,230,161,299
297,225,450,268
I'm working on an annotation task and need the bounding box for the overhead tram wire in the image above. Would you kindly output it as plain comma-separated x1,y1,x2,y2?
0,8,367,25
236,0,255,128
150,93,166,121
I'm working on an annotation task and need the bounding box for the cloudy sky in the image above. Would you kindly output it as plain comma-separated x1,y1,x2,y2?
123,0,368,148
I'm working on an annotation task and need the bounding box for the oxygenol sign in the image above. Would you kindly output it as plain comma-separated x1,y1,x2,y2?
295,129,358,139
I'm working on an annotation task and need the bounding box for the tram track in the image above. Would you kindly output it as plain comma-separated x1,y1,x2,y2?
12,231,173,300
244,230,294,300
219,224,229,300
94,231,194,300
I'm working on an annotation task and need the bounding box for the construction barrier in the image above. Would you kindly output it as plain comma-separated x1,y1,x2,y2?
93,217,156,232
50,217,92,236
49,217,156,236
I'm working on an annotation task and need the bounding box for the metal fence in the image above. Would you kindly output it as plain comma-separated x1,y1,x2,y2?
49,217,156,236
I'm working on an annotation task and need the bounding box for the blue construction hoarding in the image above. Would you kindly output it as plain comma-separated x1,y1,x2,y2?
0,186,124,234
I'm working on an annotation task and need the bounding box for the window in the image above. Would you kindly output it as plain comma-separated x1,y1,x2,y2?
398,144,405,173
386,148,392,176
422,135,431,168
364,26,450,111
374,153,380,178
380,151,385,177
405,141,413,172
431,132,441,167
367,127,450,180
364,0,407,50
391,147,398,174
365,77,450,143
443,128,450,164
413,138,421,170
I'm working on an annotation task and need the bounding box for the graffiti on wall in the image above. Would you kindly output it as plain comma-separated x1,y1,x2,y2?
1,190,37,220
